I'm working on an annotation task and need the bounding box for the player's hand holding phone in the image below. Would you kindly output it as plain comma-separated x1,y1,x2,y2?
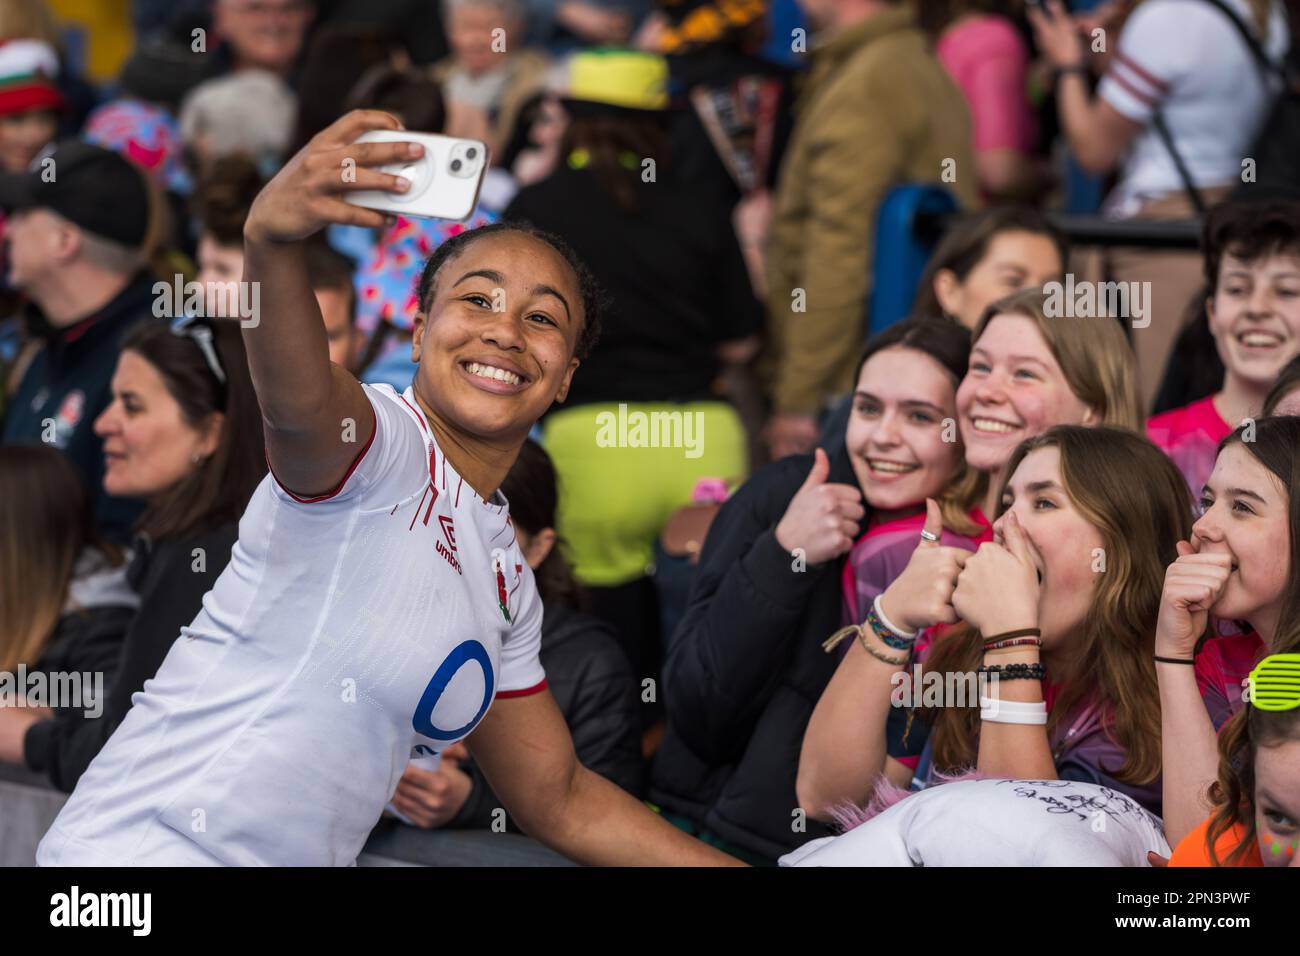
244,110,420,244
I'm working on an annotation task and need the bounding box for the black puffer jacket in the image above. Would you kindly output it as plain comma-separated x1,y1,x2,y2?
30,547,138,716
449,600,645,829
649,445,871,861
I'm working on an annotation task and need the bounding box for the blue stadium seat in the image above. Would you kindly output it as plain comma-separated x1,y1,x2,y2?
868,183,959,335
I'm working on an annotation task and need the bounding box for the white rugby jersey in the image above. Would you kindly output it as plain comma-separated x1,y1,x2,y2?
38,384,546,866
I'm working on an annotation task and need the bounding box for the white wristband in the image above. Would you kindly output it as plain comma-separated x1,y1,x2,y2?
979,696,1047,714
873,594,919,639
980,697,1048,724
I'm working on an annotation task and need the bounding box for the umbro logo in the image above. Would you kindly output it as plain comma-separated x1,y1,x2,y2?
438,514,457,551
436,514,462,575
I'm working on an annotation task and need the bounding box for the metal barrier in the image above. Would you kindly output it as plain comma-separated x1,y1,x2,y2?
0,763,573,867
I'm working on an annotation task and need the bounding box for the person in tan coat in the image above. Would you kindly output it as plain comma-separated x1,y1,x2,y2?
762,0,979,459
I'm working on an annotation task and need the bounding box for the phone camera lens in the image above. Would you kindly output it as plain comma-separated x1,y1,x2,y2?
466,147,477,160
450,159,463,172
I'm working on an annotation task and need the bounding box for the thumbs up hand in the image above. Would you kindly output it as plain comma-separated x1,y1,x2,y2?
774,448,866,566
877,499,972,633
952,510,1042,636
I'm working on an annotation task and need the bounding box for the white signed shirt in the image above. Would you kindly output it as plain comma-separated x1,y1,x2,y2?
780,778,1170,867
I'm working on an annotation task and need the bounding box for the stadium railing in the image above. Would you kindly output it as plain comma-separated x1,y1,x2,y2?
0,762,573,867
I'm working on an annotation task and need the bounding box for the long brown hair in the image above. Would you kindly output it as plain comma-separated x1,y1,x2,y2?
123,318,267,541
1206,701,1300,865
0,446,121,673
923,426,1193,786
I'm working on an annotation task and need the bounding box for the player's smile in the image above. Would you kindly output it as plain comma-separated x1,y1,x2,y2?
457,356,531,394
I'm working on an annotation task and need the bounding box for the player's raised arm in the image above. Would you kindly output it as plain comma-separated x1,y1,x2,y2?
241,110,418,497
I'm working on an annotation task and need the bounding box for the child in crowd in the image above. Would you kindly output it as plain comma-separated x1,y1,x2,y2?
1169,653,1300,867
193,154,265,318
0,39,62,175
837,317,990,628
1147,201,1300,495
304,239,362,373
1155,416,1300,845
800,427,1193,818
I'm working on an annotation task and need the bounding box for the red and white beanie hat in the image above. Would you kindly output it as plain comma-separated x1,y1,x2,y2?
0,39,64,117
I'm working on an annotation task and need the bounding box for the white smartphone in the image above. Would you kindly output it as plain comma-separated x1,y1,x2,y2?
344,130,489,222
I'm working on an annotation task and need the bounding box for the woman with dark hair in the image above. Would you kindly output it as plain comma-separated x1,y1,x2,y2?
910,206,1066,329
504,51,761,712
388,439,645,830
0,317,267,789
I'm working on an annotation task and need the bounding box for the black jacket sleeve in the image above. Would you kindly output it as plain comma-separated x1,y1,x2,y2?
34,606,135,702
660,457,834,764
562,639,645,798
24,527,235,791
447,622,647,830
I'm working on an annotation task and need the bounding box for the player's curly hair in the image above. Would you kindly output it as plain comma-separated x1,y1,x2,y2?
414,221,604,360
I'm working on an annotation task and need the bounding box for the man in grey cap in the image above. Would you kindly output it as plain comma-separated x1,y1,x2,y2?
0,140,157,543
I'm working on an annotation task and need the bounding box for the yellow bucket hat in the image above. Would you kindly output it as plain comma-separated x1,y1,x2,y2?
556,48,669,114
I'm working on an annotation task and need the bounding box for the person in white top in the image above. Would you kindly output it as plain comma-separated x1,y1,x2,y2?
37,110,741,867
1030,0,1289,214
1029,0,1291,411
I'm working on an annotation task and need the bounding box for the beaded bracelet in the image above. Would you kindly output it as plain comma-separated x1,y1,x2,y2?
977,662,1046,681
983,636,1043,652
